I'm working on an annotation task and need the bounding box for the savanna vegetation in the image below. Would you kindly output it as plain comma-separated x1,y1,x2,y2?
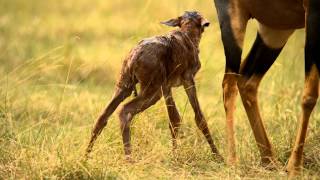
0,0,319,179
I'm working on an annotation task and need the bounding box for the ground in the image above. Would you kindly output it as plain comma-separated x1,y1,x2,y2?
0,0,319,179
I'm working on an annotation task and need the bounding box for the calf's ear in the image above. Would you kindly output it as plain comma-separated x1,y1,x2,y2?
160,17,181,27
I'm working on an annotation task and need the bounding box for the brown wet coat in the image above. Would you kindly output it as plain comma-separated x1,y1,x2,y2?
86,11,223,161
121,29,201,90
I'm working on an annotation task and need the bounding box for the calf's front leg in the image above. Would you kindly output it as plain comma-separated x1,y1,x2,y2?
162,87,182,149
183,76,223,162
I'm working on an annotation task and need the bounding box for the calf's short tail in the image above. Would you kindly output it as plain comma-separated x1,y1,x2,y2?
85,85,133,156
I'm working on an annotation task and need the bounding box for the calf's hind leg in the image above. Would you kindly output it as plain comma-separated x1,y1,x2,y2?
86,86,132,156
118,85,162,158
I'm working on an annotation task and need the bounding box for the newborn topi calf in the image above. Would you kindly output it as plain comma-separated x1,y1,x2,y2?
86,11,223,161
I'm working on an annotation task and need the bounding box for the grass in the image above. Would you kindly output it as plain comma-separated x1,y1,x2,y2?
0,0,319,179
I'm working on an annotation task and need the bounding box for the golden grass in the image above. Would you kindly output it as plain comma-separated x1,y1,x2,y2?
0,0,319,179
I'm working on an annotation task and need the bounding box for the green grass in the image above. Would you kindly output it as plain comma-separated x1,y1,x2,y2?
0,0,319,179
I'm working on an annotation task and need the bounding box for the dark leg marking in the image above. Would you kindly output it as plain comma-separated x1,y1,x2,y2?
240,33,283,76
305,0,320,73
214,0,242,73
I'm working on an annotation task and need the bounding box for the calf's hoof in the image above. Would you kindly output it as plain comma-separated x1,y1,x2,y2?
125,155,135,163
213,153,225,163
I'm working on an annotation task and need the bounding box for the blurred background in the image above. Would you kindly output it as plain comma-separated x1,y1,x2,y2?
0,0,318,179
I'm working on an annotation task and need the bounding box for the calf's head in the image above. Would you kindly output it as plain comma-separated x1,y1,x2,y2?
161,11,210,35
